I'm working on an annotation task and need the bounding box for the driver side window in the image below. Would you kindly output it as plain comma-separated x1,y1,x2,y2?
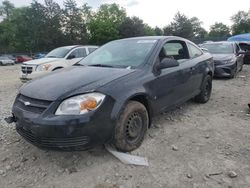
68,48,87,59
160,40,189,63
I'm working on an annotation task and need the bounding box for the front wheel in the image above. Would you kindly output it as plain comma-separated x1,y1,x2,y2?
114,101,149,152
194,75,212,103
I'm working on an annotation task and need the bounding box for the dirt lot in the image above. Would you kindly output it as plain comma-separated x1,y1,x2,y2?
0,64,250,188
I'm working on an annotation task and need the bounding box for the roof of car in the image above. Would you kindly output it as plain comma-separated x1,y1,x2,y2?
202,41,235,45
62,45,98,49
117,36,182,41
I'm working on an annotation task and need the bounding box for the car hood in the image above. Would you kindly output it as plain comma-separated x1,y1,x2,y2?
20,66,135,101
212,54,235,61
23,58,61,65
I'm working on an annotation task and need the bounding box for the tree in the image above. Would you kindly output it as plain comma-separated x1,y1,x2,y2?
231,9,250,35
63,0,88,44
143,24,156,35
0,0,14,19
119,16,145,38
163,12,206,40
154,27,163,36
88,3,126,44
209,22,230,38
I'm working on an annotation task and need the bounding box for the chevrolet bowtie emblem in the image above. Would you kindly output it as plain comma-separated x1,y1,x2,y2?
24,101,31,106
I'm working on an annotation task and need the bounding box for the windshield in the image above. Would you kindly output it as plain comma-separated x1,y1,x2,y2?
78,39,157,68
46,47,72,58
201,43,234,54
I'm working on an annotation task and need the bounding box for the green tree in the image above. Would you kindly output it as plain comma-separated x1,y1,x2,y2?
231,9,250,35
119,16,145,38
88,3,126,44
63,0,88,44
209,22,230,38
163,12,206,40
154,27,163,36
144,24,156,35
0,0,14,19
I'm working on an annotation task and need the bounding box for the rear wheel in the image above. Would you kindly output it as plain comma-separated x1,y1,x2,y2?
0,62,2,66
194,75,212,103
230,67,237,78
114,101,149,152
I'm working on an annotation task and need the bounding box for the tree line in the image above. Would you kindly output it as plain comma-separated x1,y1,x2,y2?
0,0,249,54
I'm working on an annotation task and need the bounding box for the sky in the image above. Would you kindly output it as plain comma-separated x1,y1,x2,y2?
2,0,250,30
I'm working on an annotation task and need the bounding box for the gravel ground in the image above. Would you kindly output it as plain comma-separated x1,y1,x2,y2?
0,64,250,188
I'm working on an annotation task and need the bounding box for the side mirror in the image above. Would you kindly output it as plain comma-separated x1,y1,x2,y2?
67,54,76,59
157,58,179,70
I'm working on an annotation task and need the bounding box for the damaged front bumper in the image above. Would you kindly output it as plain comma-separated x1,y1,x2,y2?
10,95,116,150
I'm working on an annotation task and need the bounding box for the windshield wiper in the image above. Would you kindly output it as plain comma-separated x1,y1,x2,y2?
88,64,114,68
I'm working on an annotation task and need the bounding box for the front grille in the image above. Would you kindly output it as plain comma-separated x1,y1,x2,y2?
15,94,52,114
21,66,33,74
17,127,89,148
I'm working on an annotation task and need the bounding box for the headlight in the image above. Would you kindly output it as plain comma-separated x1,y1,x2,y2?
55,93,105,115
36,64,52,71
223,59,235,64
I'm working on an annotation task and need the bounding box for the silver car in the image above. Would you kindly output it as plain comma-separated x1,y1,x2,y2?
0,56,15,65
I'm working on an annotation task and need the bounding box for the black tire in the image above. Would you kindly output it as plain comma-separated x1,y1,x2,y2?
0,62,2,66
114,101,149,152
194,75,212,103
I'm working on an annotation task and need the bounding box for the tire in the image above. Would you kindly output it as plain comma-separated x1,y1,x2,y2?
230,67,237,78
0,62,2,66
114,101,149,152
194,75,212,103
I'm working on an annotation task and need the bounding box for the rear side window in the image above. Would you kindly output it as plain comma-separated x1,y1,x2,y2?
188,43,203,58
88,48,97,54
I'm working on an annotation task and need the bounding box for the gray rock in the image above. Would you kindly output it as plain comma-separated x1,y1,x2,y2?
205,134,210,139
67,167,77,174
21,157,28,163
32,156,37,161
228,171,237,178
172,145,178,151
186,173,193,178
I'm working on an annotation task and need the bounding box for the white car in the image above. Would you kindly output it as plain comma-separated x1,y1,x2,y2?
0,56,15,65
20,45,98,81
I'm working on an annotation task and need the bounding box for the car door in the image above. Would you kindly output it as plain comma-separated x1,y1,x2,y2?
147,40,193,113
66,48,87,65
186,42,205,96
235,43,244,69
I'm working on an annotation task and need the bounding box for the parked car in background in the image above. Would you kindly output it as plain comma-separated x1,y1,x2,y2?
238,42,250,64
9,36,214,151
200,42,244,78
0,56,15,65
33,53,47,59
16,55,33,63
1,54,16,62
20,45,98,81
